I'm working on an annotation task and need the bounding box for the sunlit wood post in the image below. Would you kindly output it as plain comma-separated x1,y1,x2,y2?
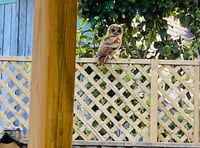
150,59,158,142
28,0,77,147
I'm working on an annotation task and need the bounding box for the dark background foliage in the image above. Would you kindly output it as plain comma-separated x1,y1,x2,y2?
77,0,200,60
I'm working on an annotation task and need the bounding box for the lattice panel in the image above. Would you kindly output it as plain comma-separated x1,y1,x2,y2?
74,58,200,143
157,65,196,142
0,59,31,140
74,63,151,142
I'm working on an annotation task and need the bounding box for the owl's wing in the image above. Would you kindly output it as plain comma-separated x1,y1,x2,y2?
96,36,121,67
96,46,110,67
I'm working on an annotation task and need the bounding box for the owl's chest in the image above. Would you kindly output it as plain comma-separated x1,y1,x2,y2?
103,36,121,50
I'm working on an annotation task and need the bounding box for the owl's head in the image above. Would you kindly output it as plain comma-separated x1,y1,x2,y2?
107,24,123,36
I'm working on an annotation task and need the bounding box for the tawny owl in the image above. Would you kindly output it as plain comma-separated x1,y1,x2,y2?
96,24,123,67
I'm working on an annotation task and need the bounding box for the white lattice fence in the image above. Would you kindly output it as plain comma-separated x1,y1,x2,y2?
0,57,199,143
156,61,199,142
74,58,200,143
0,57,31,140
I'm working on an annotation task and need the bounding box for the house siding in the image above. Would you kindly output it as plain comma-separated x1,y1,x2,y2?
0,0,34,56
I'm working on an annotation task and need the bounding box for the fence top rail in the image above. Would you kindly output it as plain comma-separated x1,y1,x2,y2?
76,58,200,66
0,56,199,66
0,56,32,62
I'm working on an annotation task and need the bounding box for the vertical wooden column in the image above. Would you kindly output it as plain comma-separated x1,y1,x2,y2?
194,65,200,142
150,59,158,142
28,0,77,148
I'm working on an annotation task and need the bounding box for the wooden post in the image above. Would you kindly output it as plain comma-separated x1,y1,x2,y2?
193,65,200,142
150,59,158,142
28,0,77,148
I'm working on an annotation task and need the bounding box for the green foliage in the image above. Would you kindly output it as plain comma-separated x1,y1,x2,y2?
77,0,200,59
76,17,100,57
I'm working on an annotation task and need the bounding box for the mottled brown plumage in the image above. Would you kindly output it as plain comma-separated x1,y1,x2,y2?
96,24,123,67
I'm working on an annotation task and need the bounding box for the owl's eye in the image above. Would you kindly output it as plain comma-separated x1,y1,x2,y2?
117,29,121,33
111,28,115,32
